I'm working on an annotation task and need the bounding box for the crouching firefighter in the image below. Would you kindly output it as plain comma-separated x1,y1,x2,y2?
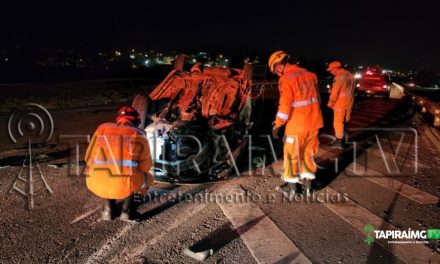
85,106,153,221
268,51,324,195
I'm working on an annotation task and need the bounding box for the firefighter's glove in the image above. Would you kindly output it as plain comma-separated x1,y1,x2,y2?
272,126,281,139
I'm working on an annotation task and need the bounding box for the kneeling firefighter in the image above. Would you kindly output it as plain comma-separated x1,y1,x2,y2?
85,106,153,220
268,51,324,195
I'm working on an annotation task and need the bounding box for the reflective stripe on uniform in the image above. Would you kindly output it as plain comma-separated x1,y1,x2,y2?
291,97,318,107
285,70,307,80
285,136,295,144
276,112,289,120
93,159,139,167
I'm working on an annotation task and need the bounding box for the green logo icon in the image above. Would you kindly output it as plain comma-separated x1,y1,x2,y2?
427,229,440,240
364,224,375,246
253,157,265,168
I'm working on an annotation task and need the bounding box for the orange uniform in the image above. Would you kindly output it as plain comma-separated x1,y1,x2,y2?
273,64,323,180
328,69,355,139
85,120,153,200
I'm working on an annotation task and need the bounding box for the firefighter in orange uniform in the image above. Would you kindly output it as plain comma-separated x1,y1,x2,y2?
269,51,323,193
327,61,355,148
85,106,153,220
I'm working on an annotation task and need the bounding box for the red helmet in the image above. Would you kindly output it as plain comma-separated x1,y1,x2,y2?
116,106,141,126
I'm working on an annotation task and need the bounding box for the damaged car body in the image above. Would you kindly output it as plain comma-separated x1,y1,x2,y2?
131,55,260,182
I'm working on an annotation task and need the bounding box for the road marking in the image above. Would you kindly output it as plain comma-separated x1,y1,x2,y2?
85,184,207,263
146,202,207,246
419,121,440,153
364,147,430,170
217,185,311,264
70,206,101,224
322,187,440,264
85,222,136,264
118,201,208,262
346,163,439,205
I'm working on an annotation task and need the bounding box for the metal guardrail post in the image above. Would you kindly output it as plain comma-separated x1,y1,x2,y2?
410,93,440,128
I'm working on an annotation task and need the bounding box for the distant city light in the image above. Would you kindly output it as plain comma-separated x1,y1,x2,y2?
354,72,362,79
130,54,135,59
115,51,121,56
145,59,150,65
4,58,8,62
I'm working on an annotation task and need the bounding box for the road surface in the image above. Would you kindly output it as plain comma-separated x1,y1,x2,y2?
0,95,439,263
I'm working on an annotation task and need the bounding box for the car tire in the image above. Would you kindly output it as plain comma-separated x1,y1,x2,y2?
132,93,149,129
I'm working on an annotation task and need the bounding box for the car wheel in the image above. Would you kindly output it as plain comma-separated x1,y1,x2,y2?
132,93,149,129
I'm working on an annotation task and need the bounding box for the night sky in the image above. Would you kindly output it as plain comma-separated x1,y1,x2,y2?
2,0,439,71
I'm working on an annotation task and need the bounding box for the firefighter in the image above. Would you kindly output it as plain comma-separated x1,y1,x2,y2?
85,106,153,221
327,61,355,148
269,51,323,194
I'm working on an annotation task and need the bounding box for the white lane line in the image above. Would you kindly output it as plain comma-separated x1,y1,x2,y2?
70,206,101,224
346,163,439,205
146,202,207,246
121,201,208,262
85,184,205,263
322,187,440,264
420,122,440,153
346,156,440,205
217,185,312,264
429,126,440,142
85,222,136,264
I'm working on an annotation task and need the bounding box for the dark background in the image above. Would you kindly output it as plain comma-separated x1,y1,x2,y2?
1,0,439,76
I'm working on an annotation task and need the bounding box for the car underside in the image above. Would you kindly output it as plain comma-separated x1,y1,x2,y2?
132,55,258,182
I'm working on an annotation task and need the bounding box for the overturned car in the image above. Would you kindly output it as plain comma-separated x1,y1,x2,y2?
131,55,261,182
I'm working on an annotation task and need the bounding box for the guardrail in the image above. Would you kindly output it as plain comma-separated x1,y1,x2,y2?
408,90,440,128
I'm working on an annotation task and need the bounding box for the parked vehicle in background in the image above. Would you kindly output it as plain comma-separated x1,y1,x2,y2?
356,66,390,97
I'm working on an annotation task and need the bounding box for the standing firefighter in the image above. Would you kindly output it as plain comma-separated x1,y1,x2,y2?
327,61,355,148
85,106,153,221
269,51,323,194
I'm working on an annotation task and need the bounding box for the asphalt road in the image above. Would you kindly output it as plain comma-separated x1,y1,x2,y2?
0,96,439,263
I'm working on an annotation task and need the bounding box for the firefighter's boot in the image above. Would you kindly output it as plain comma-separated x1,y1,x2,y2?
300,173,315,197
276,182,302,195
302,179,313,197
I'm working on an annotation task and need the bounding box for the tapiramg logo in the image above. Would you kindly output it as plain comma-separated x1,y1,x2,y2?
363,224,375,246
363,224,440,245
427,229,440,240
